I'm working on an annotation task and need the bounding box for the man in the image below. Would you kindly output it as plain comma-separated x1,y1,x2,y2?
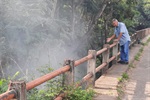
107,19,131,64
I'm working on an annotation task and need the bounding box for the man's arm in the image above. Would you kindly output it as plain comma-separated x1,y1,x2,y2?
117,32,123,41
107,34,116,43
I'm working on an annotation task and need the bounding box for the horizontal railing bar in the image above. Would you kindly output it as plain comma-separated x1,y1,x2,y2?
130,40,136,46
54,72,93,100
110,42,117,49
75,47,108,67
96,48,107,56
26,47,110,90
0,90,16,100
27,49,120,90
26,65,70,90
76,72,93,87
74,54,93,67
96,63,107,73
77,52,120,87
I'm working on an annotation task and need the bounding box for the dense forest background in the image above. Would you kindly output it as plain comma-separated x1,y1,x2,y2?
0,0,150,80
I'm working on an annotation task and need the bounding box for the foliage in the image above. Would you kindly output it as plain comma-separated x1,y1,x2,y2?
27,65,94,100
136,0,150,29
134,52,141,61
128,63,134,68
0,78,8,94
64,87,94,100
118,72,129,82
146,37,150,45
27,65,63,100
0,71,20,93
27,83,94,100
117,84,124,100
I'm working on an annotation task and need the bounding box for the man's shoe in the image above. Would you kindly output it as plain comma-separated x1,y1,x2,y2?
122,61,129,65
117,60,124,64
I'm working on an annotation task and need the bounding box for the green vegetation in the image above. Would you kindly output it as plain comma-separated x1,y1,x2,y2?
147,37,150,43
27,65,94,100
145,37,150,45
117,85,124,100
128,62,135,68
117,72,129,100
118,73,129,83
64,87,94,100
134,52,141,61
0,78,8,93
0,71,20,94
134,38,149,61
139,47,144,52
0,66,94,100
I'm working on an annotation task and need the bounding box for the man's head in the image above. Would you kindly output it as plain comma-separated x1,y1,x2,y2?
112,19,118,27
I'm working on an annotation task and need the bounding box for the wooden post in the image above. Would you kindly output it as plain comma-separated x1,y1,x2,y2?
113,39,119,64
146,29,148,36
133,33,137,46
63,60,75,86
86,50,96,88
102,44,110,73
8,80,26,100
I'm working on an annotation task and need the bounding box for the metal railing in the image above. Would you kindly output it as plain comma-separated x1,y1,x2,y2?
0,28,150,100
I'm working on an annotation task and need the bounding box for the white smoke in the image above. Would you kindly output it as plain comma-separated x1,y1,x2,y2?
0,0,91,81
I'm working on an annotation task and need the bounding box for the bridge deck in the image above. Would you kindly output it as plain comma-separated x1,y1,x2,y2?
93,35,150,100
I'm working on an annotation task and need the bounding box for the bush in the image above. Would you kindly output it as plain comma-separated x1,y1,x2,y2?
64,87,94,100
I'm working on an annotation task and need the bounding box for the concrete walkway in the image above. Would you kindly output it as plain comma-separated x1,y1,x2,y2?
122,40,150,100
93,35,150,100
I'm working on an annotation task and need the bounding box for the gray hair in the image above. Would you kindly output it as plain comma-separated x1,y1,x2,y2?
112,18,118,22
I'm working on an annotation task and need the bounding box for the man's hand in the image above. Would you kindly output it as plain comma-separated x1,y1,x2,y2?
107,38,111,43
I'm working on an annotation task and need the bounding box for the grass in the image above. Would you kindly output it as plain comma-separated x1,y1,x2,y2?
117,73,129,100
118,73,129,83
128,62,134,68
139,47,144,53
142,37,150,46
65,87,95,100
134,45,144,61
134,52,141,61
117,85,124,100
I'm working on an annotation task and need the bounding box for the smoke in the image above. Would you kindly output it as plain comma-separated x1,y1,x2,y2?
0,0,91,81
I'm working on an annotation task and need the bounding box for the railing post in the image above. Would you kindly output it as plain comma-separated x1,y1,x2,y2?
102,44,110,73
146,29,148,36
86,50,96,88
113,39,119,64
8,80,26,100
133,33,137,46
63,60,75,86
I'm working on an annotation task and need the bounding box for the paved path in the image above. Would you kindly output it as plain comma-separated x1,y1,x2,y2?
93,35,150,100
122,39,150,100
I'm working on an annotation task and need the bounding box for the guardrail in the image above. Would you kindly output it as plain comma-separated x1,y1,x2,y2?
0,28,150,100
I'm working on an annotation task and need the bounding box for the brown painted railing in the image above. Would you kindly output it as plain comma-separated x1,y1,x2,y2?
0,28,150,100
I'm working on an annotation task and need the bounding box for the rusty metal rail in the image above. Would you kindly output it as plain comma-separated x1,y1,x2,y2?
55,52,120,100
78,52,120,87
0,90,16,100
26,65,70,90
0,28,149,100
26,44,116,90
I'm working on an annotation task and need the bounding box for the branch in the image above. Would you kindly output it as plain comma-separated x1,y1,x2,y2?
87,3,107,35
